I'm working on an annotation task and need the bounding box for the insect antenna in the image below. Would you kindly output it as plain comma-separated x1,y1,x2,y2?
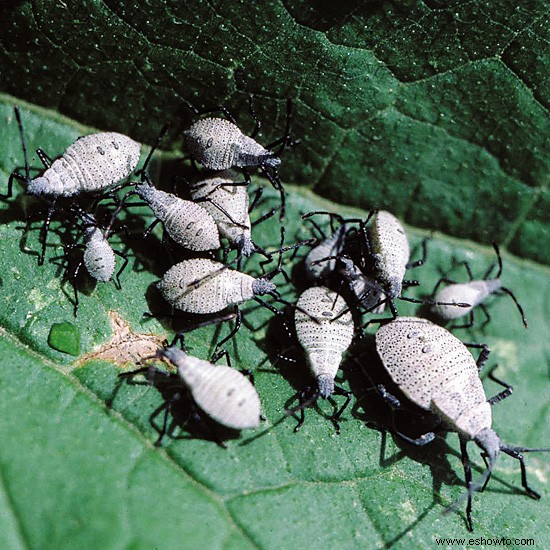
136,123,169,179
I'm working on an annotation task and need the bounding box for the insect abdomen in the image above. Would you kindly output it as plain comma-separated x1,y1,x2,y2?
163,347,261,430
157,259,256,314
83,232,116,282
295,287,354,396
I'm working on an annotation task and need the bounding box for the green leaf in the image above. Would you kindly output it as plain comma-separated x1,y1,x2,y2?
0,96,549,548
0,1,548,262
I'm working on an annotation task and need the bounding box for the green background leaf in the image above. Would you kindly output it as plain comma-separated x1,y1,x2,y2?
0,0,548,262
0,1,549,548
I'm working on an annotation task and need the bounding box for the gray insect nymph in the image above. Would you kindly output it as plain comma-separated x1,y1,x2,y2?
432,280,502,321
368,210,410,298
83,224,116,283
183,117,280,170
295,287,354,398
375,316,547,531
136,181,220,251
27,133,141,197
376,317,489,439
187,170,253,255
431,244,527,329
157,258,276,314
161,346,261,430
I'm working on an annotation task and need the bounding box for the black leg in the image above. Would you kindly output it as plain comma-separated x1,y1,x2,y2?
459,438,474,532
248,186,263,213
39,198,58,265
211,309,242,364
143,218,161,239
69,258,84,317
251,206,278,227
449,311,475,331
113,250,129,289
500,446,541,499
478,304,491,330
377,384,402,408
150,399,173,447
431,276,459,296
406,237,429,269
286,387,319,433
486,366,513,405
4,170,27,199
253,296,282,315
330,385,352,434
463,342,490,371
395,430,436,446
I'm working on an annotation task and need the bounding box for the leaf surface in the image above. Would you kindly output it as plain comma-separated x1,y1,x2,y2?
0,1,548,262
0,97,549,549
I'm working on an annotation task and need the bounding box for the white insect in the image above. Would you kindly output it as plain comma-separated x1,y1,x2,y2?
367,210,410,300
161,345,261,430
8,106,142,265
375,316,547,531
135,181,220,251
27,132,141,196
183,117,280,170
157,258,276,314
187,170,254,256
82,219,116,283
431,244,527,329
294,286,354,398
10,106,141,197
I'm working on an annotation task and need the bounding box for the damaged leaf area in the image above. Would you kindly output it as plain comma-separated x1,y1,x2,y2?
78,310,166,367
0,1,548,262
0,99,548,548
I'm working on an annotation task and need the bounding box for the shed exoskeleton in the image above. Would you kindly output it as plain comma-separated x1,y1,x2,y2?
374,316,548,531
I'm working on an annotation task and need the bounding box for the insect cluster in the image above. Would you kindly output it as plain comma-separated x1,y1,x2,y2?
4,102,547,532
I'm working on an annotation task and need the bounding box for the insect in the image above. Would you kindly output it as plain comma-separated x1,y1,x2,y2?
337,257,387,314
6,106,141,264
300,211,388,314
182,98,295,220
61,204,128,316
431,243,528,330
128,177,221,251
160,344,261,430
301,211,371,281
290,286,355,432
375,316,548,530
183,117,281,171
187,169,273,259
157,258,277,315
365,210,424,313
120,342,261,446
